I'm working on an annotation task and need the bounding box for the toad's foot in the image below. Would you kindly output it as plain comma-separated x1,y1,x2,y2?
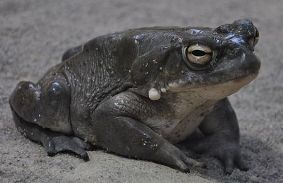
42,135,91,161
191,135,248,174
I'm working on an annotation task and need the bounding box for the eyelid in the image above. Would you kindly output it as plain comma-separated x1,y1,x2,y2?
187,44,212,53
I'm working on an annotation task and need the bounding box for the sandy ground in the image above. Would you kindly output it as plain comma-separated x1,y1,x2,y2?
0,0,282,182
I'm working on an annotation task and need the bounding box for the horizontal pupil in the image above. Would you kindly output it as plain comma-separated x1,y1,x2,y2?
191,50,206,56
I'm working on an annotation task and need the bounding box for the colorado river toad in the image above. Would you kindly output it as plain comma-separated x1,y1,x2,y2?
9,19,260,174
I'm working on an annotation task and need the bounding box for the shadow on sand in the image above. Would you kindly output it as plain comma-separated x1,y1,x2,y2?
179,134,283,183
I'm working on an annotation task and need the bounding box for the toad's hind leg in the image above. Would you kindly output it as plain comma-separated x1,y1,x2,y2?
11,109,92,161
92,92,205,172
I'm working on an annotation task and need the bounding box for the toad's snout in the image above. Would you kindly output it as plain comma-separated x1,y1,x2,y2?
9,81,41,123
215,19,259,49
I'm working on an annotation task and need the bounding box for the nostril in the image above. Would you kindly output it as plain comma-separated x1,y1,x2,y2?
17,81,36,91
12,81,38,105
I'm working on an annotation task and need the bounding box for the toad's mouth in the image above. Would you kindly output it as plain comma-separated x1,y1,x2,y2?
10,104,24,122
10,106,64,143
10,106,40,141
167,72,259,100
9,96,38,127
197,71,259,89
168,71,259,92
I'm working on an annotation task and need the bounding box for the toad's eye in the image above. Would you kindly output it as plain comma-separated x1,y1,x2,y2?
48,82,63,97
183,44,213,70
46,82,65,106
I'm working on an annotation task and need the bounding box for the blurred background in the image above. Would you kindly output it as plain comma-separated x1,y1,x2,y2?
0,0,282,182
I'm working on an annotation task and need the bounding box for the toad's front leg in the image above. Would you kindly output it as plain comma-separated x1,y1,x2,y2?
184,98,248,174
92,91,204,172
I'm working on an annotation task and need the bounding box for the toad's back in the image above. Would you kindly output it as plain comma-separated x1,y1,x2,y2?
62,28,189,113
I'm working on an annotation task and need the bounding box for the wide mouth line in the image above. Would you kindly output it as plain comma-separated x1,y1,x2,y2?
11,107,25,122
203,71,259,87
11,106,49,136
10,106,33,126
168,71,258,93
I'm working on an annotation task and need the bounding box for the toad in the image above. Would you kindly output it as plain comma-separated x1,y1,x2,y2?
10,19,260,174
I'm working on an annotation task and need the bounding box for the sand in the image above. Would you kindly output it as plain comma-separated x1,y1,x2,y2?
0,0,282,182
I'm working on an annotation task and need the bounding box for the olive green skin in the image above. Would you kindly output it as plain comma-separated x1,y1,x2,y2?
9,19,260,174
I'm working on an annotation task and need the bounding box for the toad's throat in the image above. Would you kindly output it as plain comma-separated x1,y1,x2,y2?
146,73,258,143
146,105,215,143
145,90,216,143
